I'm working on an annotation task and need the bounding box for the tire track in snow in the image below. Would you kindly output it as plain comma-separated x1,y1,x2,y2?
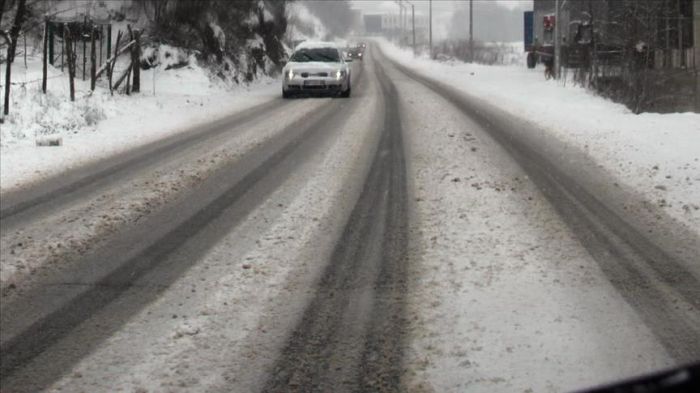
0,67,369,389
261,47,409,393
376,45,700,364
0,99,287,223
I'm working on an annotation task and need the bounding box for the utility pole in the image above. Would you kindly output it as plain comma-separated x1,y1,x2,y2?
411,3,416,55
399,0,416,54
403,2,408,45
402,3,406,44
399,3,403,43
402,2,406,44
429,0,433,58
469,0,474,62
554,0,561,78
395,0,404,45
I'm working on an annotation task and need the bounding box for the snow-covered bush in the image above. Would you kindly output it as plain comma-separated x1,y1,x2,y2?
434,40,525,66
0,85,111,146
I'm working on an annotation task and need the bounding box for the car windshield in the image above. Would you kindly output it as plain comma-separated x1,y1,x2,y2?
290,47,340,62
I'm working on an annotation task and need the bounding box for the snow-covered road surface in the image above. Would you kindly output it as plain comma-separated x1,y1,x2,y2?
1,43,698,393
379,47,698,392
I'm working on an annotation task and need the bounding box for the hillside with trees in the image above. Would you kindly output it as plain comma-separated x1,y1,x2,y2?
1,0,291,86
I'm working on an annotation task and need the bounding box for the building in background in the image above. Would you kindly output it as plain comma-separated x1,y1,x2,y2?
529,0,698,112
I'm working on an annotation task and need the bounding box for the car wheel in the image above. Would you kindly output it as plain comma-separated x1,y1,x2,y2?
282,89,292,99
340,80,351,98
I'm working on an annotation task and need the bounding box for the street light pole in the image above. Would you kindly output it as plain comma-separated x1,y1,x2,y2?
411,3,416,55
395,0,406,45
397,2,401,43
402,2,406,44
469,0,474,62
400,3,404,43
399,0,416,55
429,0,433,58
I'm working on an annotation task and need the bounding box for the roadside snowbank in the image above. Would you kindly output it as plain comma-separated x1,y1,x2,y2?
376,38,700,236
0,52,278,193
397,65,675,393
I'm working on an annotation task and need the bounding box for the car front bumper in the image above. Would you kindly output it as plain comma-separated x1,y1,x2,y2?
283,77,348,94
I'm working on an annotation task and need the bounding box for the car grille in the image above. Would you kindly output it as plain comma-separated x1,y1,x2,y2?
288,85,340,91
301,72,329,78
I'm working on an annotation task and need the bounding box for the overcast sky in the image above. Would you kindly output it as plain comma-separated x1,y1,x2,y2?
350,0,533,14
349,0,533,40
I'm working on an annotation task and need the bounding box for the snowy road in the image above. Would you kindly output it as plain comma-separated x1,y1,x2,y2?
1,44,698,392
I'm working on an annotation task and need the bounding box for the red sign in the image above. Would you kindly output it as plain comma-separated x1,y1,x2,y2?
543,15,555,30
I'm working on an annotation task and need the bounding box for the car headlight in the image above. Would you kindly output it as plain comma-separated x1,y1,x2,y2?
286,69,295,80
335,70,346,80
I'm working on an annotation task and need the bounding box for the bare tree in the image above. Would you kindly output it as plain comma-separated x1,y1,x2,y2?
612,0,676,113
141,0,170,26
3,0,27,116
147,0,290,77
1,0,7,27
569,0,689,113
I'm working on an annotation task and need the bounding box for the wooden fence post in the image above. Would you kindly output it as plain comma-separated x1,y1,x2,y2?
2,31,10,116
48,21,54,66
107,25,112,58
99,25,103,65
82,19,87,81
43,18,48,93
109,30,122,95
23,32,27,68
65,23,75,102
61,28,64,71
125,65,132,95
132,29,140,93
90,24,96,91
126,26,133,96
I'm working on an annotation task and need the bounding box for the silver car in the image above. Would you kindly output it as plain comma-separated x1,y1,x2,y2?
282,42,352,98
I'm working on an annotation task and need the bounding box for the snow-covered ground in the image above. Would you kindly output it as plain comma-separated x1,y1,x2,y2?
0,98,329,296
376,38,700,238
0,52,279,193
396,60,675,393
30,69,385,393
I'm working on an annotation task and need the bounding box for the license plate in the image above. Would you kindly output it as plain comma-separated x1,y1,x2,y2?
304,80,325,86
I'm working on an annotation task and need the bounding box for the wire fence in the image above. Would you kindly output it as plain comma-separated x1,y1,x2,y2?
47,22,112,82
8,74,63,86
